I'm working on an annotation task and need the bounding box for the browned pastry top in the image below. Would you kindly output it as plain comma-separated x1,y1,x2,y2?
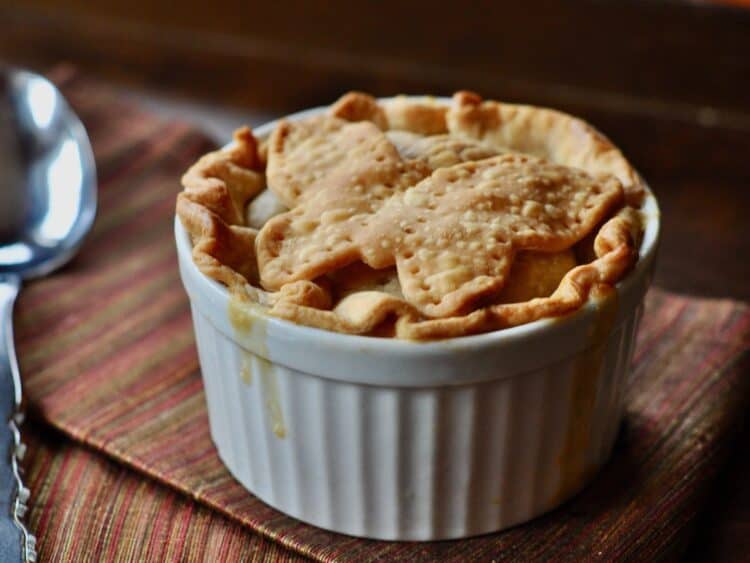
177,91,644,340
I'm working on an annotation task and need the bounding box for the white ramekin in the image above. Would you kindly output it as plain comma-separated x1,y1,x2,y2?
176,104,660,541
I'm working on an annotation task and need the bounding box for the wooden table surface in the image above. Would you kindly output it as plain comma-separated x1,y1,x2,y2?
1,1,748,560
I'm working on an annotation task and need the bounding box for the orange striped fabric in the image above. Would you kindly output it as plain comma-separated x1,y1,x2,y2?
23,423,304,562
14,67,750,561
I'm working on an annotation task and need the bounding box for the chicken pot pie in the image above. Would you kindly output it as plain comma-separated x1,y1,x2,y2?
177,91,645,340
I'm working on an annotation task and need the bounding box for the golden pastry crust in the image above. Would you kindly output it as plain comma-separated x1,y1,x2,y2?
177,92,645,340
177,128,265,292
180,127,264,226
258,152,624,317
385,130,502,169
327,262,403,300
447,91,645,205
330,91,388,130
383,96,448,135
257,119,431,290
494,250,577,304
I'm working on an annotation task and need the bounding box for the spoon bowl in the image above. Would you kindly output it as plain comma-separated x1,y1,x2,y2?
0,67,96,278
0,66,96,563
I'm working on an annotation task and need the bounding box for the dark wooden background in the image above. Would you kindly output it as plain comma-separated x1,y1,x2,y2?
1,0,749,560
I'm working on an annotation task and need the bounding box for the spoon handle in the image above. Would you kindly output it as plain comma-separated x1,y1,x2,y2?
0,275,36,563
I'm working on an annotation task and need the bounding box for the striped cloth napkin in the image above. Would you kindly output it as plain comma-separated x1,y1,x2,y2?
15,67,750,562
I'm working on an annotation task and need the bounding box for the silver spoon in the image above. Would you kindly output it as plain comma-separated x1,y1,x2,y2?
0,67,97,563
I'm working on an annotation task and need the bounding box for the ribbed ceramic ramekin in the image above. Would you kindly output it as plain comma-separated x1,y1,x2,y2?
175,106,660,541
